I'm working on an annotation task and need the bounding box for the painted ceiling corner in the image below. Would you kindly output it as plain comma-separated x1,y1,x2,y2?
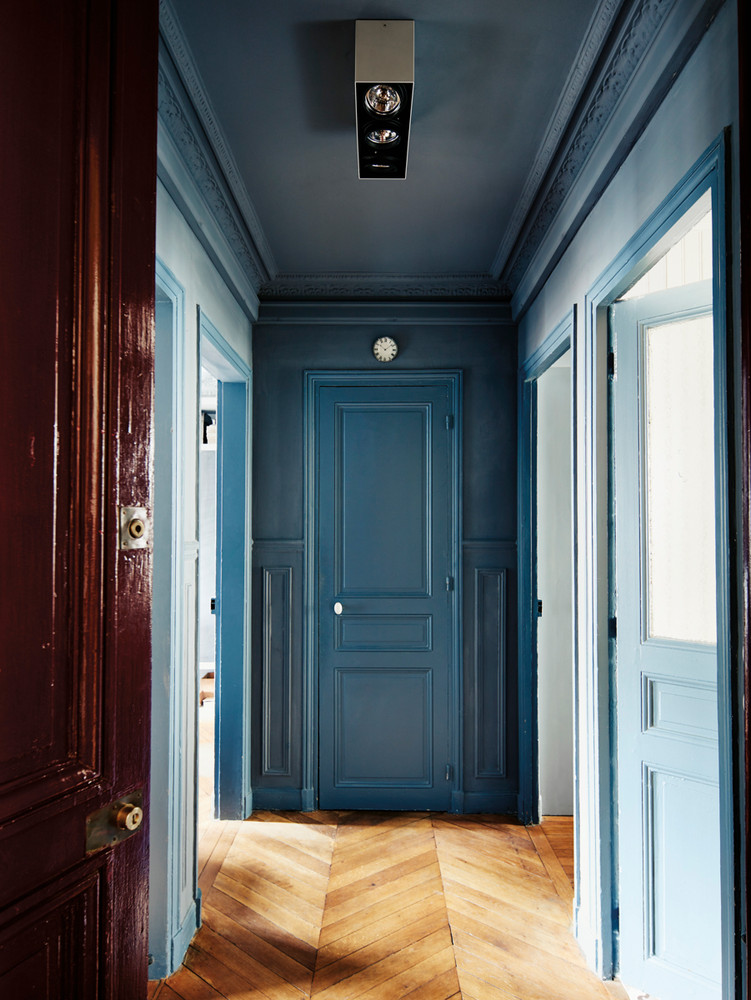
156,0,698,307
500,0,683,292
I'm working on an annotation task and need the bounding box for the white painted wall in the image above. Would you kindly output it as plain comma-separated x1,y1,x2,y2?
536,359,574,816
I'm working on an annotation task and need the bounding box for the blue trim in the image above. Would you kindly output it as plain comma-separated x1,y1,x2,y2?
304,371,463,811
584,133,736,992
252,787,306,811
588,135,725,304
465,791,518,814
150,259,199,979
201,311,252,380
517,313,575,825
199,309,252,821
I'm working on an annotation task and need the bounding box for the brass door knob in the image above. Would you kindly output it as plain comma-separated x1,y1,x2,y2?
115,803,144,831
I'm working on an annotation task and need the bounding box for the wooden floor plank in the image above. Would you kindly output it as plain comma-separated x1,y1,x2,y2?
183,941,264,998
354,943,459,1000
213,871,322,948
161,812,624,1000
443,890,582,966
203,885,318,971
322,853,439,919
316,888,446,968
311,926,454,1000
187,922,305,1000
319,867,443,946
164,961,236,999
313,908,449,992
401,966,462,1000
527,823,575,902
201,899,314,994
197,821,243,895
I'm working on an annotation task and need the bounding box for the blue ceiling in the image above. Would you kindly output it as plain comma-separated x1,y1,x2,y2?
161,0,622,300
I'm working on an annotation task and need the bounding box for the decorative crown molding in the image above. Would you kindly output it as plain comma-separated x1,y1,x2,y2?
499,0,679,289
260,273,510,301
492,0,626,278
158,0,276,285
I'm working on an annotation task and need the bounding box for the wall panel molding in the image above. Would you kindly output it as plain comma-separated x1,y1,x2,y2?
261,566,293,777
473,569,507,779
462,541,518,805
252,541,304,792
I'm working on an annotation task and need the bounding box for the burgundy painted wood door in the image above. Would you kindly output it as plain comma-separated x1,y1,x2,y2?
0,3,158,997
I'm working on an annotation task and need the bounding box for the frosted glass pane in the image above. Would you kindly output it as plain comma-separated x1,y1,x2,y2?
645,315,716,643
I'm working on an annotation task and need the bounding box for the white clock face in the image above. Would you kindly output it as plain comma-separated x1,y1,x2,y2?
373,336,398,362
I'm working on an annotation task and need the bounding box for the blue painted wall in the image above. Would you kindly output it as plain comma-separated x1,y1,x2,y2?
250,304,521,812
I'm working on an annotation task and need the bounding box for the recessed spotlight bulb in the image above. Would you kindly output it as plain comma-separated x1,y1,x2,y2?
367,128,399,145
365,84,401,115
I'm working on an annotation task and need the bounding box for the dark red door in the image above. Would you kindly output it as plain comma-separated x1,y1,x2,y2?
0,2,158,997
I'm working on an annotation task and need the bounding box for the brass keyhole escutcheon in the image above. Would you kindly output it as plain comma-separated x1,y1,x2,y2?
120,506,148,549
115,803,144,832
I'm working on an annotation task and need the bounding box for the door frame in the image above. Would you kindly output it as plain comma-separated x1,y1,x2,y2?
518,312,575,825
200,310,253,820
583,135,736,990
150,259,198,978
304,370,463,810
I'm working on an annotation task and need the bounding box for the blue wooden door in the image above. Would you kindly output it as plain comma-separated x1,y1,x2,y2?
214,379,248,819
611,282,722,999
315,376,458,810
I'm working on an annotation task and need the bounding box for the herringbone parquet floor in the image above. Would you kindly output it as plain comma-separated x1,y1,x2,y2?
149,811,628,1000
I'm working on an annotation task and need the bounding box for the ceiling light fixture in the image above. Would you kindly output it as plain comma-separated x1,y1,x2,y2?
355,20,414,180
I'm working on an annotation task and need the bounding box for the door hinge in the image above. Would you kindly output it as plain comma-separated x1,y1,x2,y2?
446,575,454,592
445,764,453,781
608,616,617,639
607,350,616,381
445,414,454,430
537,599,543,618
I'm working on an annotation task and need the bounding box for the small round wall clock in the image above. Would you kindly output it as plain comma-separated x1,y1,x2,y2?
373,336,398,362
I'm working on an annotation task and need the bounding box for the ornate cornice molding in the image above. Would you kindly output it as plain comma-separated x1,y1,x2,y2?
492,0,626,278
260,273,510,301
499,0,679,289
158,0,275,288
256,299,513,326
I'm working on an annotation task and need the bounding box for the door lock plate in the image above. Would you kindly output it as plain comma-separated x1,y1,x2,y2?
86,789,144,853
120,506,149,550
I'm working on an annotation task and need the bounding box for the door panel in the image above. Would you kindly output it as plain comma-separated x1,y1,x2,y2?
611,282,721,1000
0,2,157,996
316,378,457,810
215,380,249,819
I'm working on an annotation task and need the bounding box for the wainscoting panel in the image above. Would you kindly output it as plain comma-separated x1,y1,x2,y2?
462,541,518,812
252,541,304,804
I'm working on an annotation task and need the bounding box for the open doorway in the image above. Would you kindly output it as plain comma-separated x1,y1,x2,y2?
197,368,218,834
536,351,574,823
199,311,252,822
518,314,574,828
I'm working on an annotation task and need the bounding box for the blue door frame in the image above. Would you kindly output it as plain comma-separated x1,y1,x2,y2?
517,313,574,826
200,310,252,820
